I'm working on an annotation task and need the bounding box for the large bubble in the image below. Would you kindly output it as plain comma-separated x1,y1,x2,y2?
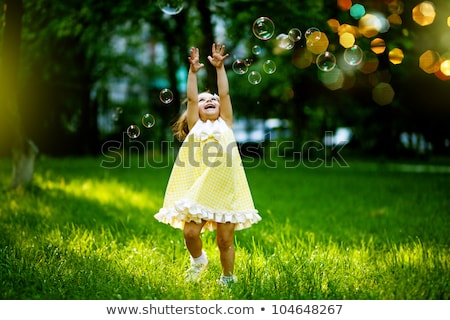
316,51,337,72
232,59,249,74
252,17,275,40
248,71,262,85
263,60,277,74
344,45,364,66
288,28,302,42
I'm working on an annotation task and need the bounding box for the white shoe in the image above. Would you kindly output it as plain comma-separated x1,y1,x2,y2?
185,262,208,282
218,274,237,286
186,252,208,282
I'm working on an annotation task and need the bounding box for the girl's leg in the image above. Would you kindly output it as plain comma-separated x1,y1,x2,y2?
216,222,236,276
183,220,206,258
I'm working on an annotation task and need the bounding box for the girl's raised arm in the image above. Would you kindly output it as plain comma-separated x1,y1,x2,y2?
208,43,233,127
187,47,204,130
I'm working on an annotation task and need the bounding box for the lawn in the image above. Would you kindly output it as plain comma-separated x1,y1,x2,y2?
0,155,449,299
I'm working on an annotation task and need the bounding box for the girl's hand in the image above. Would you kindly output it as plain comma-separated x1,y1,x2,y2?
208,43,229,68
188,47,204,73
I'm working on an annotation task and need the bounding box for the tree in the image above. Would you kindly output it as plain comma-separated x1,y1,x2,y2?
0,0,39,189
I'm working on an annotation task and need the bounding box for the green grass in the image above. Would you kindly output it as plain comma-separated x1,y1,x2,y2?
0,155,449,299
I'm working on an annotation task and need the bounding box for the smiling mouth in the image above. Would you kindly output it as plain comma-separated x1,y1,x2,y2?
205,105,215,109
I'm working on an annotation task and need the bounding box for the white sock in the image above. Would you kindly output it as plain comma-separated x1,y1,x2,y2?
191,251,208,265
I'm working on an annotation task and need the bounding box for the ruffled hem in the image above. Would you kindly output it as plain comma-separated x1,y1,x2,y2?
154,198,261,231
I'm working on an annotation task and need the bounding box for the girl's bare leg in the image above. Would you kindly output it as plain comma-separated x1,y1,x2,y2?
216,222,236,276
183,220,206,258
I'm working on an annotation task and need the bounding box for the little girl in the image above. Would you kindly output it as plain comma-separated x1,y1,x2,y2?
154,43,261,284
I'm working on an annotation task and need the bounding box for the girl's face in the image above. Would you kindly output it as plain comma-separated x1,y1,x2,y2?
198,92,220,121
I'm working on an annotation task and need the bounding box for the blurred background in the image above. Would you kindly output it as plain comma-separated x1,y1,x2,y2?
1,0,449,161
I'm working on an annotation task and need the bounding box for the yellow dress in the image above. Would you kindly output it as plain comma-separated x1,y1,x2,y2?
155,117,261,231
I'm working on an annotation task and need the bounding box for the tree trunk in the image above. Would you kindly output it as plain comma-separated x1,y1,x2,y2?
0,0,38,189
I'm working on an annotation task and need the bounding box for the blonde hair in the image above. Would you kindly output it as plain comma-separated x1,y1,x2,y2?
171,109,189,141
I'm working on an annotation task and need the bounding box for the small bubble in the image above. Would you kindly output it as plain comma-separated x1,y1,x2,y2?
288,28,302,42
142,113,156,128
252,45,262,55
263,60,277,74
316,51,337,72
232,59,249,74
159,88,174,104
252,17,275,40
248,71,262,85
127,125,140,139
305,27,322,42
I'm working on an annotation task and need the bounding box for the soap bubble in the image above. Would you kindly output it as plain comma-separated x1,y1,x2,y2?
305,27,322,42
252,45,262,55
232,59,248,74
263,60,277,74
158,0,184,15
159,88,174,104
252,17,275,40
316,51,337,72
248,71,262,85
344,45,364,66
127,125,140,139
288,28,302,42
276,33,295,50
142,113,156,128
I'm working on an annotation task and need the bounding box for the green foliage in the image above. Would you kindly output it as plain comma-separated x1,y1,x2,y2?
0,156,449,299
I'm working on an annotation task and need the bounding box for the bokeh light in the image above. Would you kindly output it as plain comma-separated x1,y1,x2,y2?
339,32,355,48
359,13,388,38
388,13,403,25
248,71,262,85
372,82,395,106
252,17,275,40
263,60,277,74
316,51,337,72
337,0,352,11
232,59,248,74
292,48,313,69
159,88,174,104
412,1,436,26
158,0,184,15
350,4,366,20
389,48,404,65
127,125,140,139
306,31,329,55
358,51,379,74
327,19,340,33
142,113,156,128
419,50,440,74
440,59,450,76
370,38,386,54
